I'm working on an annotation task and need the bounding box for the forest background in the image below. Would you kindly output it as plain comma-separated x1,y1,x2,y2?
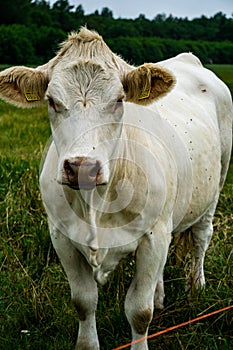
0,0,233,66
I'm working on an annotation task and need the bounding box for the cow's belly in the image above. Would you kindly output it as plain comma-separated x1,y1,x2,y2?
171,122,221,232
174,158,221,232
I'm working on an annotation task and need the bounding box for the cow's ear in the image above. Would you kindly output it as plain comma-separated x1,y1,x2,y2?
122,63,175,105
0,66,49,108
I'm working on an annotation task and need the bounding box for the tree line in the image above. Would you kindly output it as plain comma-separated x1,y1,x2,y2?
0,0,232,65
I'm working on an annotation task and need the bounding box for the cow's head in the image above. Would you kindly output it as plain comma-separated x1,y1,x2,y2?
0,28,175,190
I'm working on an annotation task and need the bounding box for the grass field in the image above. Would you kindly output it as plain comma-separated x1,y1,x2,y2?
0,65,233,350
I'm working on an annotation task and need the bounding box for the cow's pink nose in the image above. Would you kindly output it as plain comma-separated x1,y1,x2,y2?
64,157,100,190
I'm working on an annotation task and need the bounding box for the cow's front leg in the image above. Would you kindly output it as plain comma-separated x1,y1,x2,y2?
50,227,99,350
125,227,171,350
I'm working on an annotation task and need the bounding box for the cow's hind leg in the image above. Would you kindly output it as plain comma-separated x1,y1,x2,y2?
154,273,165,310
50,227,99,350
189,196,219,291
125,226,171,350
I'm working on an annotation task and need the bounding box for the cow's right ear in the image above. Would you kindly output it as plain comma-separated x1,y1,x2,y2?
0,66,49,108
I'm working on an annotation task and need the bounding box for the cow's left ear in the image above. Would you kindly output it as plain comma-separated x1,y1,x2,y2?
122,63,175,105
0,66,49,108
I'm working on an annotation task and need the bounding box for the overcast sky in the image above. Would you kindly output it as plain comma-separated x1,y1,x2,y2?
50,0,233,19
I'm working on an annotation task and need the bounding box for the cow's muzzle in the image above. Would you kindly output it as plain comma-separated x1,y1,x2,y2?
63,157,102,190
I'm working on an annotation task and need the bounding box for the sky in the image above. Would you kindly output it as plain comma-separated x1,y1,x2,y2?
50,0,233,19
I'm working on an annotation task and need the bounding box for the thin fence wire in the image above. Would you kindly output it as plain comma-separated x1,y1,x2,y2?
112,305,233,350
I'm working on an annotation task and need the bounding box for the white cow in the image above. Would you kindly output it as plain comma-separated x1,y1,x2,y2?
0,28,232,350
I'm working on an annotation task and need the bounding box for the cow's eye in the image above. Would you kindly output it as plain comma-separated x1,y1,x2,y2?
114,96,124,111
48,97,56,111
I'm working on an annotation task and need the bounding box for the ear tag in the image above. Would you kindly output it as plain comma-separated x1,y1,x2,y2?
25,91,40,102
139,87,151,100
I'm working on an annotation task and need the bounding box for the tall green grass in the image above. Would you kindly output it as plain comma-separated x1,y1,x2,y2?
0,66,232,350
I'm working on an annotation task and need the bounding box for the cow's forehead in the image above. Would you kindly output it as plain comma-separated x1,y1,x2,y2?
61,60,111,84
48,60,123,102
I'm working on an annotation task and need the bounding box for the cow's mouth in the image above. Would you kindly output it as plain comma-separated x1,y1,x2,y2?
68,182,96,191
67,182,106,191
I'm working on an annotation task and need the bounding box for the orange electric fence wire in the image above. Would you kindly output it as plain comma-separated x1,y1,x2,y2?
112,305,233,350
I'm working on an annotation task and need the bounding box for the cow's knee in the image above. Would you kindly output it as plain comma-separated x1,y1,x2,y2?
132,308,153,335
73,297,90,321
72,289,98,321
126,305,153,335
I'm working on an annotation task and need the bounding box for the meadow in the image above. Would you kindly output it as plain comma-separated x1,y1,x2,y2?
0,65,232,350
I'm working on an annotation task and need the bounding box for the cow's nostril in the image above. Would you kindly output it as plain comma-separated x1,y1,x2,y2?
89,162,100,178
64,159,75,177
